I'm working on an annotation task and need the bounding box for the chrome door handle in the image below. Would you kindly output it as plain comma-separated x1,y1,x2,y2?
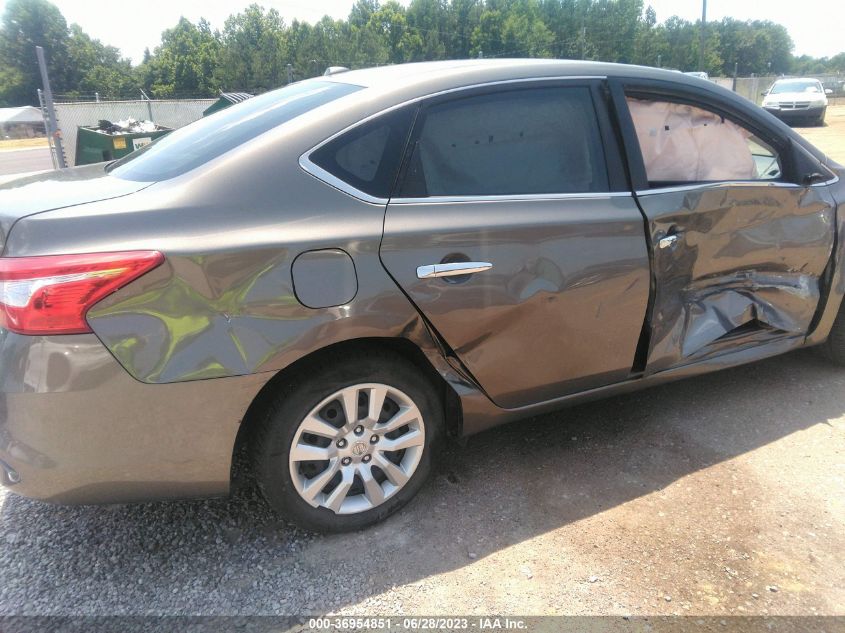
416,262,493,279
658,234,681,249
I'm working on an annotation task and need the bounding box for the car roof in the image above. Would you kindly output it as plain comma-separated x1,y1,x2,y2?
324,58,712,93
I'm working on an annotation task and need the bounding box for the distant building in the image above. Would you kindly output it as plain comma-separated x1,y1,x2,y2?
0,106,46,139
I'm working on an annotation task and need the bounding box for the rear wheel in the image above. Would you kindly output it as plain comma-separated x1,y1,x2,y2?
252,350,442,532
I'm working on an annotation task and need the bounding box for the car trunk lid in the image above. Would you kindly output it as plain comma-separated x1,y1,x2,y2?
0,164,151,254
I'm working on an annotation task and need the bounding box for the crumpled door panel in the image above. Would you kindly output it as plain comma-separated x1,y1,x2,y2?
641,184,835,373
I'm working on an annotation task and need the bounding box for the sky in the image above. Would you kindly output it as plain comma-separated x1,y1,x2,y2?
0,0,842,64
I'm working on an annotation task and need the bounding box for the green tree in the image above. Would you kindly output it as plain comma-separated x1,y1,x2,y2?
633,5,668,67
470,8,504,57
717,18,792,75
405,0,448,61
500,8,554,58
66,24,139,99
140,17,220,97
0,0,70,105
368,0,422,63
827,52,845,73
3,0,844,107
445,0,481,58
585,0,643,63
216,4,287,91
349,0,381,27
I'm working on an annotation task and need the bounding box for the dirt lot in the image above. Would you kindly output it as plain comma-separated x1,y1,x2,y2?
794,104,845,163
0,107,844,623
2,351,843,619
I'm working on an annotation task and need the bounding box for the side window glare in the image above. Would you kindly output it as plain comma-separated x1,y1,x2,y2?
398,86,609,198
109,81,361,182
626,97,781,186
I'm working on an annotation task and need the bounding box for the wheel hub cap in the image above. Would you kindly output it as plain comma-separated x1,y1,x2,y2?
288,383,426,515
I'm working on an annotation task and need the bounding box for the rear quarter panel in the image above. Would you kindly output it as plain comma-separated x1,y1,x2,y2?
3,117,428,384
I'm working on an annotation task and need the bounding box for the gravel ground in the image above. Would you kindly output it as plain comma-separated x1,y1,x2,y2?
1,349,843,616
794,104,845,161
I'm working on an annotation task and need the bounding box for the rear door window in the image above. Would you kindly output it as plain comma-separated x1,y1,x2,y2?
396,86,610,198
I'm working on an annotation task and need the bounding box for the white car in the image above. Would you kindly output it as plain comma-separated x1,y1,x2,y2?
762,77,831,126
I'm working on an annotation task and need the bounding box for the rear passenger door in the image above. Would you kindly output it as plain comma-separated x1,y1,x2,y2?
380,80,651,409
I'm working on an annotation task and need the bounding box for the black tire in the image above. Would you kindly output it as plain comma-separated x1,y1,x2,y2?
815,109,826,126
251,349,443,532
818,304,845,365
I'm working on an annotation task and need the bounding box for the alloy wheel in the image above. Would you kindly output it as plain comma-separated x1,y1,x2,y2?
288,383,426,515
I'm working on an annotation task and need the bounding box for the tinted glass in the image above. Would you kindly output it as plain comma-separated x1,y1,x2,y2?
109,80,361,181
397,86,609,197
309,105,417,198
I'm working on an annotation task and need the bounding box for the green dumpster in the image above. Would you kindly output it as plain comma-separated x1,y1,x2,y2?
75,120,172,166
203,92,253,117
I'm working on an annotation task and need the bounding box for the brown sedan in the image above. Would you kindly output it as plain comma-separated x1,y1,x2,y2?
1,60,844,532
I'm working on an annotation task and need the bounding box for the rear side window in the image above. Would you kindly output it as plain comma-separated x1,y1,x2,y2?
397,86,609,198
308,105,417,199
109,80,361,182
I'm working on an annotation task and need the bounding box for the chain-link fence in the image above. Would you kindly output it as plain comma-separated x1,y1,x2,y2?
47,98,214,167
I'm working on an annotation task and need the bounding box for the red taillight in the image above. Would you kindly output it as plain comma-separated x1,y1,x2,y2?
0,251,164,335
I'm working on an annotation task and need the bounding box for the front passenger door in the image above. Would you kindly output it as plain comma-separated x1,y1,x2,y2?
616,85,836,373
380,80,651,409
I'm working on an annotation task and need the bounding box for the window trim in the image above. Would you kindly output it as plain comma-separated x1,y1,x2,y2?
299,76,608,204
389,191,633,205
634,179,808,197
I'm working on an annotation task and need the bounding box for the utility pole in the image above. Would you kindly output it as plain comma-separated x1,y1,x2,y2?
287,63,293,84
698,0,707,72
35,46,66,168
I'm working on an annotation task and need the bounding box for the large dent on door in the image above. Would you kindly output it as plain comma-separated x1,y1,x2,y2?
673,273,817,360
644,185,835,372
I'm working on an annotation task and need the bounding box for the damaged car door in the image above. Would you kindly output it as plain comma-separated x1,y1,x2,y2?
380,80,651,408
615,83,836,373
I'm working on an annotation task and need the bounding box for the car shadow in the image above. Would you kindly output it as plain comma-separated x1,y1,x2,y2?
1,348,843,615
